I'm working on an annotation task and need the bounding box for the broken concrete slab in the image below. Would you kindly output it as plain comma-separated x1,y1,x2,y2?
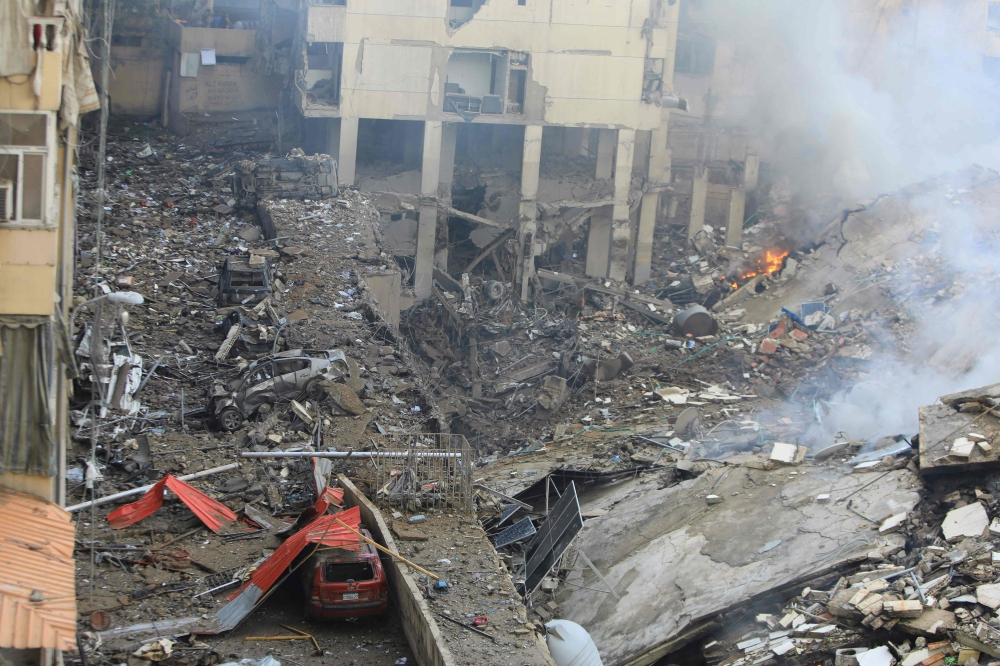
898,609,957,637
324,381,367,416
557,466,919,665
977,583,1000,609
941,502,989,541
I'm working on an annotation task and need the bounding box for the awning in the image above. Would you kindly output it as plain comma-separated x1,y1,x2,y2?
0,487,77,651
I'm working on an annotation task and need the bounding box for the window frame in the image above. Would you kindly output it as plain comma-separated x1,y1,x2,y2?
0,110,57,228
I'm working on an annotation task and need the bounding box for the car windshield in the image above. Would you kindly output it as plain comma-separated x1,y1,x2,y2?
244,363,273,388
325,561,374,582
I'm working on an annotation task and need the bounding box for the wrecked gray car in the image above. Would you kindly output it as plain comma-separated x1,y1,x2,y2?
209,349,349,431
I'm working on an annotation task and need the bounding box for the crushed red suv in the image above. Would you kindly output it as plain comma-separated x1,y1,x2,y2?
302,528,388,619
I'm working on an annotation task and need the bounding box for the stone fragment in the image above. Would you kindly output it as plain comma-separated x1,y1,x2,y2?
942,502,988,541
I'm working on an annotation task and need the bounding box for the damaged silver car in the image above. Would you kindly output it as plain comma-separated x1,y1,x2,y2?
209,349,350,431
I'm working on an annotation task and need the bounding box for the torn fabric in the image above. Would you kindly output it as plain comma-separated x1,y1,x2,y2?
107,474,238,533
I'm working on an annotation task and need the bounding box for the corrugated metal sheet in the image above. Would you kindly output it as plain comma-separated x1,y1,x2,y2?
211,506,361,632
0,319,56,476
107,475,237,533
0,487,77,651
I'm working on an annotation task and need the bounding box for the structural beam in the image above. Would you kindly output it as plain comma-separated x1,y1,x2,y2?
688,166,708,240
518,125,543,299
415,121,443,300
596,128,615,180
338,116,359,188
585,207,612,279
608,129,635,282
726,188,746,248
633,192,659,285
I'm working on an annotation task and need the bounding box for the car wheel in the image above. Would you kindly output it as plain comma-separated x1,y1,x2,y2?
304,378,326,402
218,408,243,432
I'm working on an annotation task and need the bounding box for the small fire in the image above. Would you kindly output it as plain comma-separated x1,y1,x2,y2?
739,249,790,281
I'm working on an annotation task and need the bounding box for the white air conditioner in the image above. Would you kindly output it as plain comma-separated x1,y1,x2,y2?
0,180,12,222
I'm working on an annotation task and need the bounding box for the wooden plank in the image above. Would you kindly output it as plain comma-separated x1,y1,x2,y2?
442,205,503,228
464,228,515,274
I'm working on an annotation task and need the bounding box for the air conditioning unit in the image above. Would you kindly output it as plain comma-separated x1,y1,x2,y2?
0,180,12,222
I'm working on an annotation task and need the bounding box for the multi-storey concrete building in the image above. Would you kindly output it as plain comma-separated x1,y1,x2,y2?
0,0,98,661
291,0,682,297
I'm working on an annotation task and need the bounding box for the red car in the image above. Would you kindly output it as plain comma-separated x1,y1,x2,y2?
302,528,389,619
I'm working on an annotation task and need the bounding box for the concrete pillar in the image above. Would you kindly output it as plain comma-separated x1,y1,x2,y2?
415,206,437,300
744,154,760,191
415,121,443,300
420,121,443,197
325,118,341,161
608,129,635,282
439,122,458,200
688,166,708,240
633,191,659,285
726,188,746,248
585,207,612,278
596,128,615,180
519,125,543,299
338,116,359,188
564,127,585,156
648,125,672,186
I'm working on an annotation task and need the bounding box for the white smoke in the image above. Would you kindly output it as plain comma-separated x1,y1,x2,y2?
691,0,1000,443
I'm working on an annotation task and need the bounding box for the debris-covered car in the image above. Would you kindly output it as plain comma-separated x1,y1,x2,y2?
209,349,350,431
301,527,388,619
215,300,287,360
218,254,273,306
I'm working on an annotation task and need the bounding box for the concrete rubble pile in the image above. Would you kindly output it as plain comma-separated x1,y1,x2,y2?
68,118,560,666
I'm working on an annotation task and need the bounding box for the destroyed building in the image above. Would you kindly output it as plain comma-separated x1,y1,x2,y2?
8,1,1000,666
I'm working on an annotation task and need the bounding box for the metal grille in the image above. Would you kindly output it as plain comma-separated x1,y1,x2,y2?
369,433,473,512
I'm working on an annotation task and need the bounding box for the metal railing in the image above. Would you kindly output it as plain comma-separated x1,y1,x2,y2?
369,433,473,513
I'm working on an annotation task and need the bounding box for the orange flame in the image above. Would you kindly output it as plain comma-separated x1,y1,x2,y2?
739,249,789,281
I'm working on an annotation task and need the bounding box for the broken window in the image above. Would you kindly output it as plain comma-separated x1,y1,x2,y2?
325,561,375,582
0,112,50,224
675,33,715,76
304,42,343,106
448,0,486,28
446,50,509,115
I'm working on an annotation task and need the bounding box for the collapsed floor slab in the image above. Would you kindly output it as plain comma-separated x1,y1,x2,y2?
556,464,920,666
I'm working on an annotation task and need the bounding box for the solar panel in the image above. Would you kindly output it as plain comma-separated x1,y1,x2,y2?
521,481,583,596
493,517,537,548
496,503,519,527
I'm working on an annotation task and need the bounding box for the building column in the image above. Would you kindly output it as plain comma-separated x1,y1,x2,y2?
415,120,443,300
633,192,659,285
439,122,458,201
648,125,672,186
726,188,746,248
608,129,635,282
338,116,358,188
688,166,708,239
596,128,615,179
585,207,612,279
518,124,543,300
744,154,760,191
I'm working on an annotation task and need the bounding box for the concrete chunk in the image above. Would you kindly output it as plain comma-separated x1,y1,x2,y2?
884,600,924,618
977,583,1000,609
942,502,989,541
858,646,895,666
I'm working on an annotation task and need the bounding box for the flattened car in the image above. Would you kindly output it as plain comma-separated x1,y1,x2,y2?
209,349,349,431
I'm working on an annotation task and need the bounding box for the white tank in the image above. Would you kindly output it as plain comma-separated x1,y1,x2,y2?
545,619,604,666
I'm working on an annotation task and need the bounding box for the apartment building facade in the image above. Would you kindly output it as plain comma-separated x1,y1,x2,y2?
292,0,682,296
0,0,97,661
